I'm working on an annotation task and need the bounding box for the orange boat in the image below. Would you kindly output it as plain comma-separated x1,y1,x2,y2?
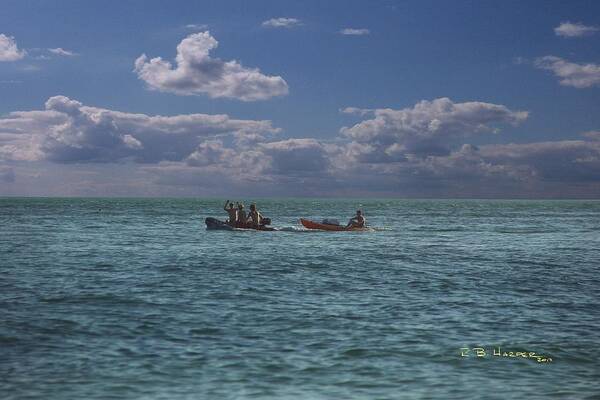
299,218,368,231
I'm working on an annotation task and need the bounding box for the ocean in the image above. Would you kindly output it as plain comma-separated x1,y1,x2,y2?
1,198,599,399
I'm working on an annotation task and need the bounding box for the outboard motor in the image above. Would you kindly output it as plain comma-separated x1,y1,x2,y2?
261,217,272,226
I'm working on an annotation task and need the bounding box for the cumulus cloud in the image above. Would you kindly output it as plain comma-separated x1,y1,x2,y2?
554,21,598,38
341,97,528,159
0,34,26,61
339,28,370,36
261,18,302,29
535,56,600,88
0,96,279,163
48,47,76,56
134,31,289,101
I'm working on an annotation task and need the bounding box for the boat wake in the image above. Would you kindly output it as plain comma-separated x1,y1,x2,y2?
371,226,393,231
277,226,311,232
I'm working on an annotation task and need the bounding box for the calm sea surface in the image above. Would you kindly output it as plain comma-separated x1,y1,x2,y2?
1,198,599,399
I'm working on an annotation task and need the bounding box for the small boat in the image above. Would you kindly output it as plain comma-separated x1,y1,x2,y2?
299,218,369,231
205,217,234,230
205,217,275,231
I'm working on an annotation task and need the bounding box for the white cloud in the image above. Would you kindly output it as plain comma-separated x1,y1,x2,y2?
261,18,302,29
341,97,528,159
184,24,209,30
185,140,235,167
0,95,279,163
535,56,600,88
48,47,77,56
554,21,598,38
122,134,143,150
339,28,370,36
340,107,374,116
0,34,26,61
134,31,289,101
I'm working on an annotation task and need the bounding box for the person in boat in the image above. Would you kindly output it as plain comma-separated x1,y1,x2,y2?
236,202,247,228
223,200,238,226
346,209,366,228
246,203,262,228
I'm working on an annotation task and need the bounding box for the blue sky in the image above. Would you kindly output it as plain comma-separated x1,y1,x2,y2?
1,0,600,197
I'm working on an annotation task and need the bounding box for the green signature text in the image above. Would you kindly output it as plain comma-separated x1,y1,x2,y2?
460,347,553,363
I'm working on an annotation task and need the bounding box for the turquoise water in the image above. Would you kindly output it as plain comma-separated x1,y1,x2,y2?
2,198,600,399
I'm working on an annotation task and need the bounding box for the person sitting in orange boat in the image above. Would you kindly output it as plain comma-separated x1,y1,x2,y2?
346,209,366,228
246,203,263,228
223,200,238,226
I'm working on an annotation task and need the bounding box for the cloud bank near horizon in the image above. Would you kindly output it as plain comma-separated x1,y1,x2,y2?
2,96,600,197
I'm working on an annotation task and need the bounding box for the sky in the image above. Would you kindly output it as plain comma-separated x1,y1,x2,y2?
1,0,600,198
